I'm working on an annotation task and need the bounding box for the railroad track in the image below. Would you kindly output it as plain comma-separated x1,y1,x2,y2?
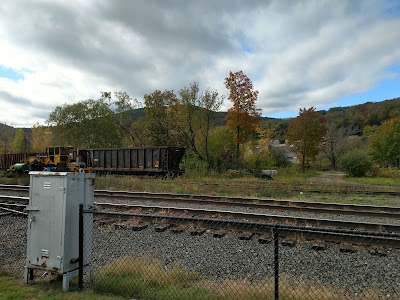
94,190,400,219
1,185,400,220
2,194,400,233
2,194,400,249
93,202,400,233
2,182,400,196
93,208,400,249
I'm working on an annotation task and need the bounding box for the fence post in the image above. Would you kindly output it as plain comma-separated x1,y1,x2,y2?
274,226,279,300
78,203,84,289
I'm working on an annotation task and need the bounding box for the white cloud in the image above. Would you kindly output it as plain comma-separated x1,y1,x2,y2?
0,0,399,127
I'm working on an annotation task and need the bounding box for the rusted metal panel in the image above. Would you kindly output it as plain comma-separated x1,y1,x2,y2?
87,147,185,175
0,152,30,170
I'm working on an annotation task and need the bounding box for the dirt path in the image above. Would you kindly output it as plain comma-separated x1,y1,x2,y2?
307,172,365,186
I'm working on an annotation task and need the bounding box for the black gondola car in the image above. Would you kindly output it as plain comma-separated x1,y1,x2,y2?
84,147,186,178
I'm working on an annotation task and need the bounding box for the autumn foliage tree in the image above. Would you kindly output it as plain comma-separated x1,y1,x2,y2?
287,107,326,172
224,71,260,162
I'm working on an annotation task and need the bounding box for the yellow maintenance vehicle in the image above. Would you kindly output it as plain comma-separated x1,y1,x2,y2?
9,146,92,173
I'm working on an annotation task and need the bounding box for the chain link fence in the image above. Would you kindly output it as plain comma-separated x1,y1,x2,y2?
1,210,399,299
0,214,26,277
80,209,400,300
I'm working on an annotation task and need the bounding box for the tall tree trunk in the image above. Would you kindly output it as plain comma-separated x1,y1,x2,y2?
236,126,240,163
205,122,210,172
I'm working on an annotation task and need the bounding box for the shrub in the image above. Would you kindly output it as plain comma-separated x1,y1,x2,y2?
340,150,372,177
375,166,400,178
270,147,291,168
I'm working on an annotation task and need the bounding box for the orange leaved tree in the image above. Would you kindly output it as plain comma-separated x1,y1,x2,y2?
224,71,260,162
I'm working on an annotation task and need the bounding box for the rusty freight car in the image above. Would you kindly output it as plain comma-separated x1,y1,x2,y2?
0,152,31,170
84,147,186,178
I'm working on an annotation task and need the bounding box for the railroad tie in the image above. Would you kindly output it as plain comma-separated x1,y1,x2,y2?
154,224,173,232
339,242,360,253
311,239,326,251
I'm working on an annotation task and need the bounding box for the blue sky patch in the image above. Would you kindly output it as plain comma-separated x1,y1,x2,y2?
239,39,254,54
333,76,400,109
383,0,400,17
268,74,400,119
0,65,24,81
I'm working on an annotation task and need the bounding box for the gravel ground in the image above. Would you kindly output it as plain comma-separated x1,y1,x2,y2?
1,214,400,298
91,221,400,298
0,215,26,275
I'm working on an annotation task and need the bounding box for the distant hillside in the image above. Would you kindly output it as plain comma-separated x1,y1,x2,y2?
319,97,400,130
125,97,400,140
128,107,281,127
0,123,14,131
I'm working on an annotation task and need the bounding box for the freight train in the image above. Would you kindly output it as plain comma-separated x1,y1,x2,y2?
0,146,186,178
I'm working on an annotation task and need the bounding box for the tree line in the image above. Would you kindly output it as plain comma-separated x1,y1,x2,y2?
1,71,400,176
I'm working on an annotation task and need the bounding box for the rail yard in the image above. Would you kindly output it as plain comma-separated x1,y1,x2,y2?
1,180,400,298
1,184,399,245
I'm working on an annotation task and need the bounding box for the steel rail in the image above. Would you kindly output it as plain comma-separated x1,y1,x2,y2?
0,205,27,216
0,195,29,202
94,190,400,219
1,188,400,219
94,202,400,233
2,183,400,196
0,184,29,191
4,195,398,233
91,209,400,248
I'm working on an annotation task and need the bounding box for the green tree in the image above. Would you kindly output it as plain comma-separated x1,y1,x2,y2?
144,90,179,146
10,128,29,153
0,123,14,154
47,98,122,148
197,87,224,168
177,82,224,168
30,123,53,152
178,82,203,158
207,127,236,172
130,117,150,147
370,117,400,168
286,107,326,172
224,71,260,163
100,91,142,145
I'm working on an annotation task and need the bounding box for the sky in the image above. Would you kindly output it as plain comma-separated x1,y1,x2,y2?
0,0,400,128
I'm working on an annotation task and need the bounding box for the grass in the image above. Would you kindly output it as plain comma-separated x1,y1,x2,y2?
0,172,29,185
91,256,383,300
1,170,399,207
0,276,126,300
89,171,400,206
344,176,400,187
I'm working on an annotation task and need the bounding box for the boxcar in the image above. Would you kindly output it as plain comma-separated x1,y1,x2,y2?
85,147,186,178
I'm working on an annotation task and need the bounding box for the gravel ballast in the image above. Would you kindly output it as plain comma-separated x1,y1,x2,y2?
1,214,399,298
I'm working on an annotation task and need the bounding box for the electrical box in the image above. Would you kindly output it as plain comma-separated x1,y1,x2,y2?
24,171,95,290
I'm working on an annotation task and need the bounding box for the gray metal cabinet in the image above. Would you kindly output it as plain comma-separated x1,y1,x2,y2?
24,171,94,290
